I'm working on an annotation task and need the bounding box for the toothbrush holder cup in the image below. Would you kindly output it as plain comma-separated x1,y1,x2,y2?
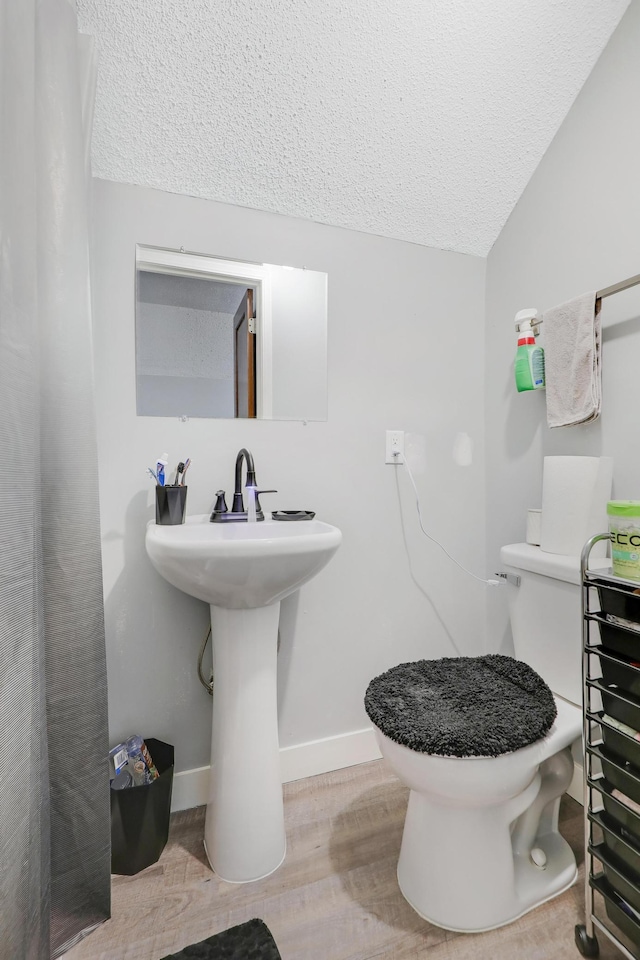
155,485,187,525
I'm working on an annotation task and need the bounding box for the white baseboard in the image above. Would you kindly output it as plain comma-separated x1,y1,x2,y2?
171,726,383,812
280,726,382,783
172,765,212,813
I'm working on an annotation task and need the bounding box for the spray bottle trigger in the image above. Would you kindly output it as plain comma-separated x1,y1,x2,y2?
514,308,542,337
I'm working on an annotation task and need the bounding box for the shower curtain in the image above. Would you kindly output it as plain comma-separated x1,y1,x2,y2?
0,0,111,957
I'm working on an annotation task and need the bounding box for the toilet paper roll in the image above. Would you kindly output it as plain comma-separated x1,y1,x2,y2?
540,456,613,557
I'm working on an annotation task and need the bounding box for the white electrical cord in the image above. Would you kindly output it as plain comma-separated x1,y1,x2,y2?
400,454,502,587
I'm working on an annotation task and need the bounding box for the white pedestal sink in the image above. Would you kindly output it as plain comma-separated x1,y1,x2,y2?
145,514,341,882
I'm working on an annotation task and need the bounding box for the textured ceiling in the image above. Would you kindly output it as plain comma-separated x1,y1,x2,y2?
77,0,630,257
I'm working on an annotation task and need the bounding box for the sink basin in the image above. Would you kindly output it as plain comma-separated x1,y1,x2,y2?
145,514,342,609
144,510,342,883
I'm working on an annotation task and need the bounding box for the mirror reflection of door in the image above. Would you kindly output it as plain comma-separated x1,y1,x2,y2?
135,245,329,420
234,289,256,418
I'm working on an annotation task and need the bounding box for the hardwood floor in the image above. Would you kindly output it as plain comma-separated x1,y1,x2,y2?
66,760,621,960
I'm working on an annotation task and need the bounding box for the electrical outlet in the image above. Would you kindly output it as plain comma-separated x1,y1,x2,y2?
385,430,405,464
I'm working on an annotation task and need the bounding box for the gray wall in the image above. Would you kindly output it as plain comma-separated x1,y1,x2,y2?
485,0,640,649
91,178,487,775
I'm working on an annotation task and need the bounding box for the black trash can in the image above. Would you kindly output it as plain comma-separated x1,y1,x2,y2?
110,738,174,875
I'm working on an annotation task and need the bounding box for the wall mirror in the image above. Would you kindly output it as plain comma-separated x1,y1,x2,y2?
135,245,328,420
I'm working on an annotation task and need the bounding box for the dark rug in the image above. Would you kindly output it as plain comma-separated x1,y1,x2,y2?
364,653,557,757
161,919,282,960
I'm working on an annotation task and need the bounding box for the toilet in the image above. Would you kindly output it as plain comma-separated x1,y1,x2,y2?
365,542,591,934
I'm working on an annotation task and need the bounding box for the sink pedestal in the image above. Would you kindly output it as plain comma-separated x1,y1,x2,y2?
145,513,342,881
203,602,286,882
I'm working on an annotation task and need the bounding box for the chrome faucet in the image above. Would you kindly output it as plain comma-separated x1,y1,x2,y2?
210,448,277,522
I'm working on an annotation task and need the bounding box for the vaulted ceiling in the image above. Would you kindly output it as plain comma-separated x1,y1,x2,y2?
77,0,631,256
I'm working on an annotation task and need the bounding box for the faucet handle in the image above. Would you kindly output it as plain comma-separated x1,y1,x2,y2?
254,489,277,514
210,490,228,521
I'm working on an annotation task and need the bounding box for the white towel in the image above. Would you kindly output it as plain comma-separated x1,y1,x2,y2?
543,291,601,428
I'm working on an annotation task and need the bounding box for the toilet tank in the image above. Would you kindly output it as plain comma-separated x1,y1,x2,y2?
499,543,606,707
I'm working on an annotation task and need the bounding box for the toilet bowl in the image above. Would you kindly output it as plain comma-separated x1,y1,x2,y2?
365,542,591,933
372,695,581,932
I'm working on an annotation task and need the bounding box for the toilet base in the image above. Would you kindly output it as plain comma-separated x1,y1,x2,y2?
398,834,577,933
395,746,578,932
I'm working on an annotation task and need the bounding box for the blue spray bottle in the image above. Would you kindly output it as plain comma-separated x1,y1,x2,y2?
514,308,545,392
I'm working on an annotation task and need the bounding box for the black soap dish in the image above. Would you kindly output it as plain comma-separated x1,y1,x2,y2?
272,510,316,521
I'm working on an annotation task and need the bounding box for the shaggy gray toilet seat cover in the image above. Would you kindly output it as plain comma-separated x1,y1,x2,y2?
364,654,557,758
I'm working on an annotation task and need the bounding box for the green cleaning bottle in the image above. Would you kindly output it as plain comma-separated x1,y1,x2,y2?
514,308,545,392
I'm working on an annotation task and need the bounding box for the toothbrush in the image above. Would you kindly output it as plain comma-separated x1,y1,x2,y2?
181,458,191,484
174,462,184,485
147,467,159,483
156,453,168,487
